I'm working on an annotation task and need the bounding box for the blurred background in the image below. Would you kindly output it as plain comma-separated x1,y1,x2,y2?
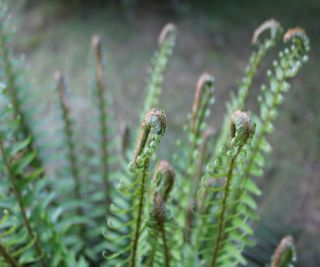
8,0,320,265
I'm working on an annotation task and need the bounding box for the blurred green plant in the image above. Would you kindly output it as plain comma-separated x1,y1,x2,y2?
0,2,310,266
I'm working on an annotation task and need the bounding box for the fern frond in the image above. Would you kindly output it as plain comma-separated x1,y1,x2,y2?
141,23,176,119
214,18,282,166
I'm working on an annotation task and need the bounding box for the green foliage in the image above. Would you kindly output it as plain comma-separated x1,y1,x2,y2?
0,4,310,267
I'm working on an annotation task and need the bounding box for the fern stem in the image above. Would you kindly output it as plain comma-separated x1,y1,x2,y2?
210,146,242,267
153,194,171,267
129,158,150,267
184,74,214,240
0,242,20,267
0,140,48,267
92,35,111,209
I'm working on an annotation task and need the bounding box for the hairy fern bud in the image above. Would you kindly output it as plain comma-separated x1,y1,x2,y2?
158,22,177,46
189,72,215,132
230,110,254,146
152,160,175,202
283,27,310,53
252,18,282,44
153,193,166,223
133,108,167,165
270,236,296,267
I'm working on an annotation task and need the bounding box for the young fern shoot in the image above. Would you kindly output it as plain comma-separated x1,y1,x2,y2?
105,109,167,267
146,160,180,267
196,111,254,267
172,73,215,241
141,23,176,120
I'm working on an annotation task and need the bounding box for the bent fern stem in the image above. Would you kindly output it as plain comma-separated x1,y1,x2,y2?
270,236,296,267
210,111,254,267
141,23,176,120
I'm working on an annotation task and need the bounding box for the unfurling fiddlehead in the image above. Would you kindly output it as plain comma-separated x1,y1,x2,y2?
209,111,254,267
105,109,167,267
151,160,175,202
196,111,254,266
146,160,180,267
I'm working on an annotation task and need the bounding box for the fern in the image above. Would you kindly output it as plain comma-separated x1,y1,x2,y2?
0,4,311,267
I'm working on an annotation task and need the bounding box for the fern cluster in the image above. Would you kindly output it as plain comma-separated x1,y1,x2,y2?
0,3,310,266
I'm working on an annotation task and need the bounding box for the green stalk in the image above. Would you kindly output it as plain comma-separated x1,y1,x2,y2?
129,158,150,267
92,35,111,209
55,72,82,205
210,146,242,267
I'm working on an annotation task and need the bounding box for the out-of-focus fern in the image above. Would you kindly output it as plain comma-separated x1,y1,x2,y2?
0,74,69,266
0,209,36,266
0,3,42,168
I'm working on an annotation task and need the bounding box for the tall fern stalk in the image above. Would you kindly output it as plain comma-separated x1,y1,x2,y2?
210,111,254,267
92,35,111,209
128,109,167,267
55,71,82,207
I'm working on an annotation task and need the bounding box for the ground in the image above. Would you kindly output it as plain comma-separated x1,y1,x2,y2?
9,0,320,265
